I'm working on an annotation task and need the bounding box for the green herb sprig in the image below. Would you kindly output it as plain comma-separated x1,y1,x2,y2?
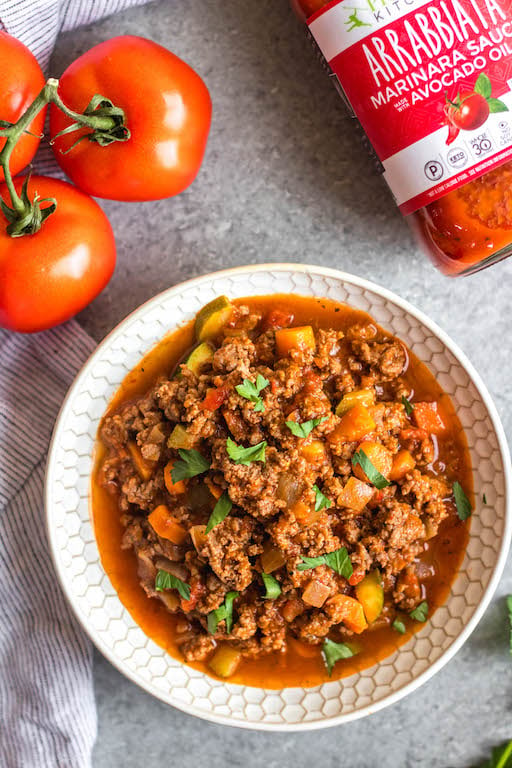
351,449,390,490
171,448,210,483
226,438,267,466
322,638,356,676
410,601,428,623
313,484,331,512
297,547,353,579
235,374,269,412
155,570,191,601
401,395,414,416
285,416,328,439
205,492,232,534
453,481,472,521
207,591,239,635
262,573,281,600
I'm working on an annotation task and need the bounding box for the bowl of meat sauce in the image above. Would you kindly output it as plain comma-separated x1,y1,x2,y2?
46,264,510,729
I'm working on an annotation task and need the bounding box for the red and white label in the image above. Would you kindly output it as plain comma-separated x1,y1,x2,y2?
308,0,512,214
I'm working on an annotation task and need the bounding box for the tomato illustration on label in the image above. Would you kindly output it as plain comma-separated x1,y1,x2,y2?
444,74,508,145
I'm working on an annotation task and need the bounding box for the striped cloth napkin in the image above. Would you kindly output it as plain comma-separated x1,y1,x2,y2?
0,2,151,766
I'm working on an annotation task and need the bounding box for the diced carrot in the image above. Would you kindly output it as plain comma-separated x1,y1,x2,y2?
261,543,286,573
291,500,323,526
148,505,188,544
353,441,392,483
338,477,374,512
127,441,154,481
329,404,376,443
164,460,186,495
261,309,294,331
200,385,229,411
275,326,316,357
326,594,368,633
208,646,241,678
412,401,445,434
299,439,326,464
287,636,319,658
281,597,304,623
302,579,330,607
389,448,416,481
205,476,223,500
189,524,207,552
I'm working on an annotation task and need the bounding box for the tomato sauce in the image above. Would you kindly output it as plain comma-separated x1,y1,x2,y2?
91,294,472,688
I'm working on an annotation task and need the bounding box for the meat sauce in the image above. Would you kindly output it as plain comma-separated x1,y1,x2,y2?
91,294,472,688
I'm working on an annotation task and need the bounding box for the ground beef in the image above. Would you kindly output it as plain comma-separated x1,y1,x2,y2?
99,301,466,672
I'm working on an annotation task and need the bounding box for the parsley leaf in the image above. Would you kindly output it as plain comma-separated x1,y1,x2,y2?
285,416,328,439
453,481,472,521
392,618,406,634
401,395,414,416
507,595,512,655
262,572,281,600
322,638,356,676
297,547,353,579
483,493,488,505
235,374,270,412
226,437,267,465
155,570,191,601
313,484,332,512
207,590,239,635
351,449,390,490
171,448,210,483
479,740,512,768
410,601,429,622
205,492,232,534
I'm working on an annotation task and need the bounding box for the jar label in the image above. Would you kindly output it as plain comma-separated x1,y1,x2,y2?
308,0,512,214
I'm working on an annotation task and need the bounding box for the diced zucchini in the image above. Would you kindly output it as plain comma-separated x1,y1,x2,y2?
208,645,241,678
185,342,214,375
335,389,375,417
355,570,384,623
167,424,195,450
195,296,233,341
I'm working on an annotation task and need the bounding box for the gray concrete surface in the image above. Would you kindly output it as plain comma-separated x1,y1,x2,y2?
49,1,512,766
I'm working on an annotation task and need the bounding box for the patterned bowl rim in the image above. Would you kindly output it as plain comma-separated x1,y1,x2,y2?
45,263,512,731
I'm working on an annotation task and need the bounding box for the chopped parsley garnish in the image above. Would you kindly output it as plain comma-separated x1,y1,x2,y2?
297,547,353,579
401,395,414,416
205,492,232,534
453,481,472,521
410,601,429,623
207,590,239,635
235,374,269,412
285,416,328,439
483,492,488,505
226,437,267,465
507,595,512,655
392,618,406,635
313,484,332,512
155,570,191,601
351,449,390,490
262,573,281,600
478,739,512,768
322,638,356,676
171,448,210,483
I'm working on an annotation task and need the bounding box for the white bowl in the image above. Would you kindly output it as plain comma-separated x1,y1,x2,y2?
46,264,511,730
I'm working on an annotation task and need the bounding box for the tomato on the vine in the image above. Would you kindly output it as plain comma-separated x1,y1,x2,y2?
0,176,116,332
0,33,46,181
49,36,212,201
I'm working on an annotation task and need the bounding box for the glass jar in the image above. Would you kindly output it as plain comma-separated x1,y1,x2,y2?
294,0,512,276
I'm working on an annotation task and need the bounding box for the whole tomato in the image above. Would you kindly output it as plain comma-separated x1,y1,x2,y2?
447,92,490,131
0,33,46,180
50,36,212,201
0,176,116,332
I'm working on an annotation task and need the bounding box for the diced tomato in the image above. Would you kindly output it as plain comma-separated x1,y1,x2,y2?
302,372,323,394
348,569,366,586
180,578,205,612
200,385,229,411
261,309,294,331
